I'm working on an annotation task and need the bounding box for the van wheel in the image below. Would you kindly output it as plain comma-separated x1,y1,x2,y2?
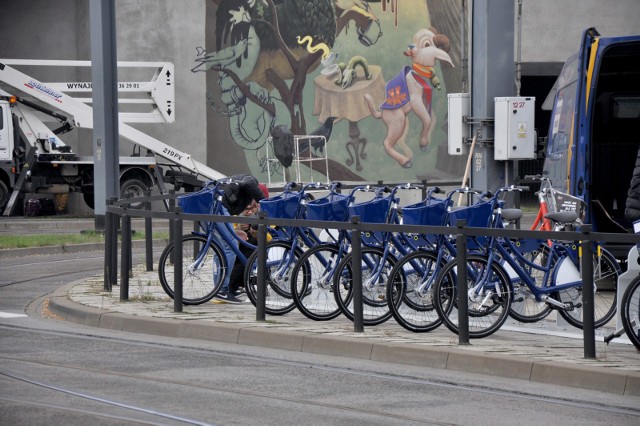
0,181,9,214
120,178,149,209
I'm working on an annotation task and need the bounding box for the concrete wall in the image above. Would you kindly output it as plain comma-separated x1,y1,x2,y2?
521,0,640,65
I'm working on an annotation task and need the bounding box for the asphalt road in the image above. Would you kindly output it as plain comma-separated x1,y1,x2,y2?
1,246,640,424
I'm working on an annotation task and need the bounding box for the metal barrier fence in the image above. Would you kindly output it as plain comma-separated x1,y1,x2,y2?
104,190,640,360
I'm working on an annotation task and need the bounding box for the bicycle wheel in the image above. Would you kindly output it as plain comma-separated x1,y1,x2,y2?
555,249,618,329
508,244,553,323
386,250,444,333
158,234,225,305
291,243,343,321
621,275,640,350
433,254,512,338
244,241,301,315
333,247,396,326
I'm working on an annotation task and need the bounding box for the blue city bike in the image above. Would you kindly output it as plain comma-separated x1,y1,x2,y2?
432,186,620,338
158,180,312,312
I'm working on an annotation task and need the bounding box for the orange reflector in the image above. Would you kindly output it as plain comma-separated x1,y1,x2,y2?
9,96,17,104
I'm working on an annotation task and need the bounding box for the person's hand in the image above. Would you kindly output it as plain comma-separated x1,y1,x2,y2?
235,229,249,241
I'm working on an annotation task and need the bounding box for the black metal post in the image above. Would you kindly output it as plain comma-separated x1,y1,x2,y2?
173,206,183,312
145,189,153,271
168,190,175,263
110,199,119,290
456,219,470,345
104,198,114,291
351,215,363,333
120,212,131,301
256,211,267,321
581,224,596,358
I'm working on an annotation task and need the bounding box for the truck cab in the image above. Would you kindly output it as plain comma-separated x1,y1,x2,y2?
544,28,640,235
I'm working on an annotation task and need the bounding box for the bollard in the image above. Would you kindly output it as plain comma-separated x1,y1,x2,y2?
145,189,153,271
110,200,119,290
456,219,470,345
168,190,176,263
351,215,363,333
120,212,131,301
173,206,183,313
104,198,115,292
256,211,267,321
581,224,596,358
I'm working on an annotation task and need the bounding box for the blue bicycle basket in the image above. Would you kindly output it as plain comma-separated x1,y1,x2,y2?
402,197,449,246
447,201,494,249
177,186,216,215
349,195,392,224
260,191,303,219
348,195,393,246
306,193,350,222
402,197,449,226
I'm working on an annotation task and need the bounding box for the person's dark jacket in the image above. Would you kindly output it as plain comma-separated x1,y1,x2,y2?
625,147,640,223
220,174,265,215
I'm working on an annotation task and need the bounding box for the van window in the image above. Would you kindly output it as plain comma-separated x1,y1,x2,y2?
545,54,579,194
0,106,3,130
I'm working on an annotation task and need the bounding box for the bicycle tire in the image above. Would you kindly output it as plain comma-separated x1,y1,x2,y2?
386,250,444,333
554,248,619,329
244,241,302,315
333,247,396,326
433,254,513,338
158,234,225,305
508,244,553,323
291,243,343,321
621,275,640,350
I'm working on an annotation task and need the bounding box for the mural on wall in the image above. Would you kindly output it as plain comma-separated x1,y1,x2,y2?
195,0,466,183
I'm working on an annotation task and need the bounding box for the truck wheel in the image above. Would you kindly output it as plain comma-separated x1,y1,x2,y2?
120,178,149,208
0,180,8,214
83,191,95,210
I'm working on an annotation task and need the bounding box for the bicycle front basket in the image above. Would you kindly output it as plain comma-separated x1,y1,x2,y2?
349,195,393,223
177,187,216,215
402,197,449,226
260,191,303,219
306,193,350,222
448,201,493,228
551,189,586,223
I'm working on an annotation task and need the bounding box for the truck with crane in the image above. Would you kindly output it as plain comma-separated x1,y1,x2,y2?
0,59,224,216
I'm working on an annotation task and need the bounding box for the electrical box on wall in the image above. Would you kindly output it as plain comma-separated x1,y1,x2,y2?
494,97,536,160
447,93,470,155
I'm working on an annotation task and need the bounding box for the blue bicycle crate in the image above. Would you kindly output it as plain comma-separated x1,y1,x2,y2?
177,187,216,215
447,201,494,249
260,192,303,219
349,195,392,223
448,201,493,228
306,193,350,222
402,197,449,226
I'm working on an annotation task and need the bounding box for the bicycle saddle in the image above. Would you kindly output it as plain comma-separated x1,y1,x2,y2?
501,208,523,222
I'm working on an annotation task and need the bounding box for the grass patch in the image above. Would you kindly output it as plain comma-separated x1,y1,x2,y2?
0,232,169,249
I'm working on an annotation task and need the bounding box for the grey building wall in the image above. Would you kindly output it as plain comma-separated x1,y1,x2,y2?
520,0,640,72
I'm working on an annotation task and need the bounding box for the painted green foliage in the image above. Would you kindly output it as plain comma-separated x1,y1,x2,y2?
198,0,464,183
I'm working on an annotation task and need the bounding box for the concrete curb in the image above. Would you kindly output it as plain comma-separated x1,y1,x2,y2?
47,281,640,397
